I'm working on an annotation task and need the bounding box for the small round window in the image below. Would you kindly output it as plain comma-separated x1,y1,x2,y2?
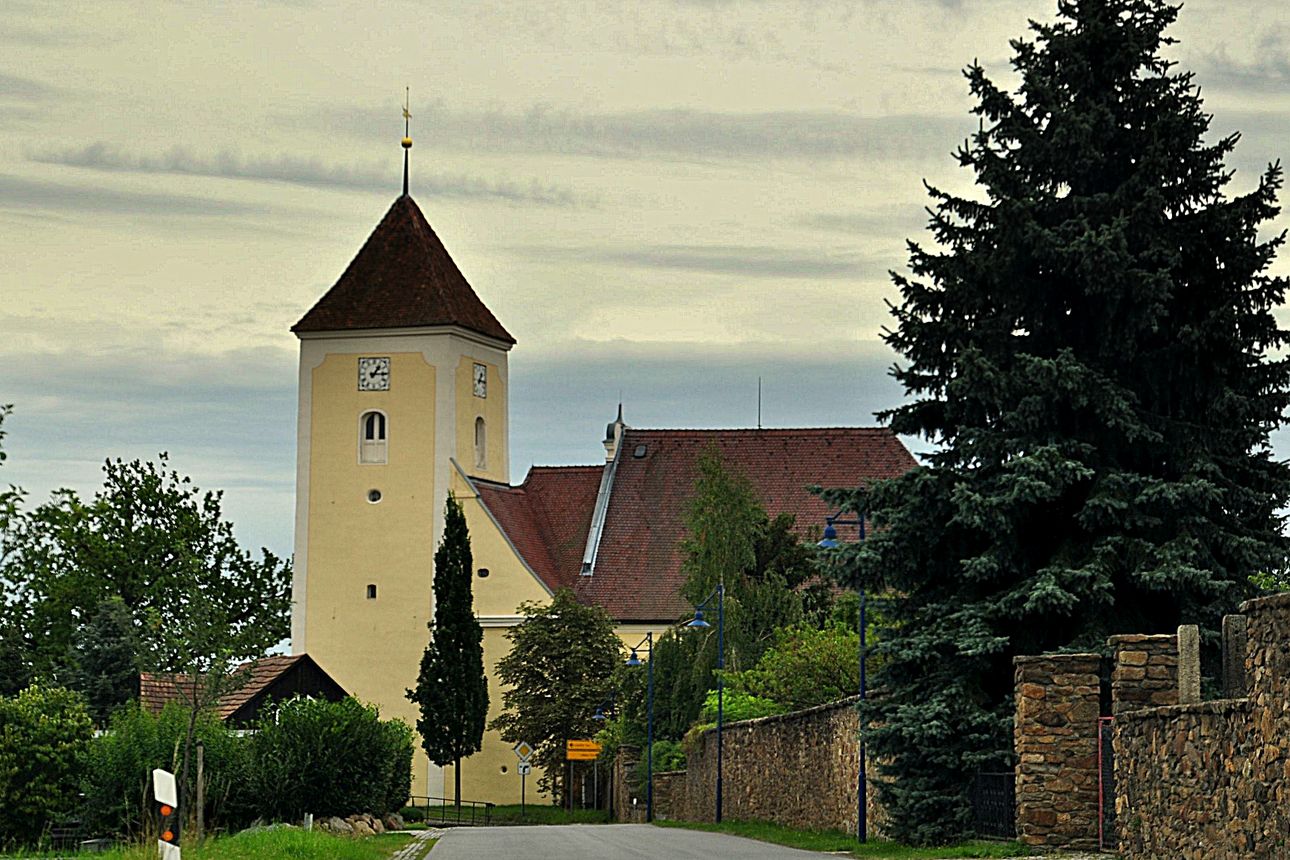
477,568,490,578
367,489,383,504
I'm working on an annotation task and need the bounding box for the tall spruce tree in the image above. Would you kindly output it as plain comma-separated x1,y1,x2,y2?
407,494,488,806
824,0,1290,844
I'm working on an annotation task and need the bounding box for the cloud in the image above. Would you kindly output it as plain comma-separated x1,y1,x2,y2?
30,143,589,208
799,206,931,238
1192,32,1290,94
0,72,56,102
0,174,267,218
318,103,971,163
596,244,880,279
0,344,298,553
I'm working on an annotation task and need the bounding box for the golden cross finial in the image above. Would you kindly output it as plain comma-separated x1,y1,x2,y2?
403,87,411,133
401,86,412,196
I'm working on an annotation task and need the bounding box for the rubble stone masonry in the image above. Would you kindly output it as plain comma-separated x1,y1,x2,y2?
1115,593,1290,859
1013,654,1102,850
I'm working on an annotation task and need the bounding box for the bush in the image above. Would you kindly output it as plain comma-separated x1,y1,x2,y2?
245,697,413,820
82,702,251,839
698,688,785,725
0,685,94,848
728,624,862,711
399,805,427,822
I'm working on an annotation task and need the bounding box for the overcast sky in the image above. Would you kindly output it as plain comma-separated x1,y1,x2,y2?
2,0,1288,557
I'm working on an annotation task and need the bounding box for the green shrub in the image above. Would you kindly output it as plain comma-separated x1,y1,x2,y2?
82,702,251,839
245,697,413,820
698,688,785,725
0,685,94,848
399,805,426,822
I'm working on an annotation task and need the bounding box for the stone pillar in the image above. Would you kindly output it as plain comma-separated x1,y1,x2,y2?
1221,614,1248,698
1107,634,1177,715
1176,625,1200,705
1013,654,1102,850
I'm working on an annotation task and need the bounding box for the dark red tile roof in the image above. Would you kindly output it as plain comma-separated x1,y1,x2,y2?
293,195,515,343
474,465,604,593
473,428,916,623
139,654,335,721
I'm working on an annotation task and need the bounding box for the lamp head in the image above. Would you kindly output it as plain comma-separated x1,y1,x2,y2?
592,707,607,722
687,608,711,629
626,650,641,667
817,521,840,548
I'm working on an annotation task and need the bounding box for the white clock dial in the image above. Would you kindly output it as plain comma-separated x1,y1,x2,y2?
473,363,487,398
358,357,391,391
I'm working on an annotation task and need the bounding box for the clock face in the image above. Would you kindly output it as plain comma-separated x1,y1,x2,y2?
358,357,391,391
473,363,487,398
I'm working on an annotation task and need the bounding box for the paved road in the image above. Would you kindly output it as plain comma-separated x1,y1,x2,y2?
427,824,841,858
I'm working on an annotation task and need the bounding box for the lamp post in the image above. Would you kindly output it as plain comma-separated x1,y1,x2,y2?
819,513,867,843
687,583,725,823
625,632,655,822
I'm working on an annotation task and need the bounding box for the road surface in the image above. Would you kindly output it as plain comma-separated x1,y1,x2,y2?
427,824,841,858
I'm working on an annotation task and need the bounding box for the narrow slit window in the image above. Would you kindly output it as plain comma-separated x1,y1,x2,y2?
360,411,388,464
474,416,486,468
366,584,377,599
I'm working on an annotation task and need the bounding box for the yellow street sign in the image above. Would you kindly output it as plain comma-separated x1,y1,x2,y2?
566,739,602,760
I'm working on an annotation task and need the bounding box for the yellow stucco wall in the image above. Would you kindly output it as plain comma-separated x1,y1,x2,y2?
455,355,507,484
303,351,438,792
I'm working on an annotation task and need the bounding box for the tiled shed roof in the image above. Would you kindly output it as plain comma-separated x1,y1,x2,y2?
292,195,514,344
474,465,603,593
473,427,916,623
139,654,318,721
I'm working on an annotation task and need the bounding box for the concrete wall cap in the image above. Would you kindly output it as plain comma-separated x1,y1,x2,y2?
1013,652,1102,665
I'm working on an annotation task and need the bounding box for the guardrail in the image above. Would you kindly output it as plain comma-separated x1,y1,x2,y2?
405,795,495,827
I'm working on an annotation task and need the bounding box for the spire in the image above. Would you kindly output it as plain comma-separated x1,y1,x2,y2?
604,403,628,461
401,87,412,197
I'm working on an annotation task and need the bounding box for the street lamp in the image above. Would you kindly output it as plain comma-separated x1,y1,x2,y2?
624,632,655,822
818,513,867,843
687,583,725,823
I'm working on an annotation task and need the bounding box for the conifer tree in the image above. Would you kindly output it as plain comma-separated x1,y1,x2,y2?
71,597,141,727
407,494,488,807
825,0,1290,844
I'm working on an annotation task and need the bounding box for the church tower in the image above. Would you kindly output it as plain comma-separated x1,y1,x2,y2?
290,185,514,795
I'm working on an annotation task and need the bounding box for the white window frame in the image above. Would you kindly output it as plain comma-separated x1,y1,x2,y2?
359,410,388,465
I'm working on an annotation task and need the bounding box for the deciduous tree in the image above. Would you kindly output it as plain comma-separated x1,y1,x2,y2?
489,589,620,804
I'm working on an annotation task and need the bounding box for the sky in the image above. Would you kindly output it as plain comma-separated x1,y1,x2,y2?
1,0,1289,558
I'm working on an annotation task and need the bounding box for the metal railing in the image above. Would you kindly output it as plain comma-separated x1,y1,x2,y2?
969,771,1016,839
405,795,495,827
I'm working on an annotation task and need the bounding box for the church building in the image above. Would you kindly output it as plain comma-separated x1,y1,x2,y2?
289,141,916,803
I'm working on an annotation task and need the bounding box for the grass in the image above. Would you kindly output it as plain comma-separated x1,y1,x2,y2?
2,829,423,860
655,819,1031,859
486,803,611,826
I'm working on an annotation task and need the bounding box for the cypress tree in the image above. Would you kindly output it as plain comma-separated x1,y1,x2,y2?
407,494,488,806
825,0,1290,844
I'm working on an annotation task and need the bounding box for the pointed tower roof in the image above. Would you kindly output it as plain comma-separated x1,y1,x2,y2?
292,196,515,344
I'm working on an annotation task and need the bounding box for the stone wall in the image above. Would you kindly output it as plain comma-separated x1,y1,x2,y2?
651,770,687,821
1113,593,1290,859
1013,654,1102,850
680,696,879,834
611,745,643,823
1108,633,1178,715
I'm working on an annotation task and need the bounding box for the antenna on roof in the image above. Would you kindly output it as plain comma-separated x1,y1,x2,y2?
757,376,762,429
401,87,412,197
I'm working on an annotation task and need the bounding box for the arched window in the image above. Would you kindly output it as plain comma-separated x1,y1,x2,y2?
474,416,486,468
360,411,388,464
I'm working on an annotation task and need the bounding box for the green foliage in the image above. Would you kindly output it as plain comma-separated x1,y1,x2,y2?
71,598,142,727
244,697,413,820
825,0,1290,844
727,623,862,711
2,453,291,681
637,450,816,748
0,405,32,697
0,685,94,848
406,494,488,800
489,589,621,803
696,687,785,725
82,702,250,839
